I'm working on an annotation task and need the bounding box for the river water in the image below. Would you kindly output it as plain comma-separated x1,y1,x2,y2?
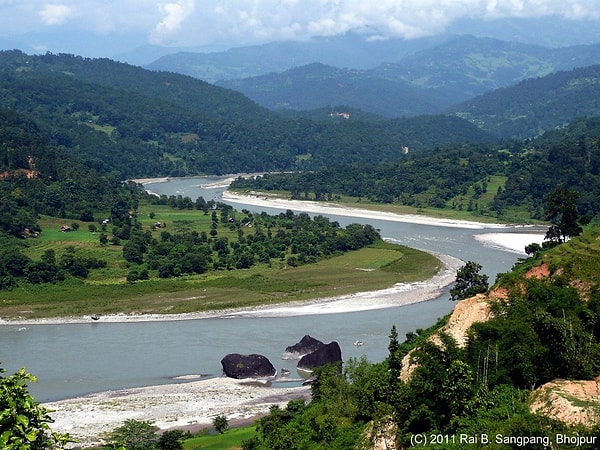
0,176,545,402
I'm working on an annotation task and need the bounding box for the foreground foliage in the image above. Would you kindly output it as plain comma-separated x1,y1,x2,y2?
0,364,72,449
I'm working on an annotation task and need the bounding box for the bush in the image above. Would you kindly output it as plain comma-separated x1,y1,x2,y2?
213,415,229,434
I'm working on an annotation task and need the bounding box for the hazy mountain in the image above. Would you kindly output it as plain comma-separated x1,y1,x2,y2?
445,16,600,47
215,36,600,118
141,15,600,84
450,64,600,139
144,34,447,82
371,35,600,104
217,63,440,118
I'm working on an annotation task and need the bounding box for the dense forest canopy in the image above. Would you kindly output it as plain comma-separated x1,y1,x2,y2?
450,64,600,138
0,50,493,179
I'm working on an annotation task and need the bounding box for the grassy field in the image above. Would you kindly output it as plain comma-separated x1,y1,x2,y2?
0,203,442,320
183,427,257,450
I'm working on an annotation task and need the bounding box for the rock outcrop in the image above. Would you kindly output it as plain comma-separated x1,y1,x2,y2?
221,353,276,379
282,335,325,360
297,341,342,371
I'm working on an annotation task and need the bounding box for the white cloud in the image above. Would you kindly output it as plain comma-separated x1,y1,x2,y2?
177,0,600,46
39,3,73,25
1,0,600,47
150,0,195,44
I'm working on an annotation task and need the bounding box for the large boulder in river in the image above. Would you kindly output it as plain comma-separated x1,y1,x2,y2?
221,353,276,379
282,335,325,360
297,341,342,372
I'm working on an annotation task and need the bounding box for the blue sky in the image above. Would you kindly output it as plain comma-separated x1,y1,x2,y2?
2,1,600,55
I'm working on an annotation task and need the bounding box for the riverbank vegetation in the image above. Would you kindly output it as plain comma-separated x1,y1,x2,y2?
231,117,600,223
0,195,440,320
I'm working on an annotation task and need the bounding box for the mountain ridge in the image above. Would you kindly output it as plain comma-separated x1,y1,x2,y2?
213,36,600,118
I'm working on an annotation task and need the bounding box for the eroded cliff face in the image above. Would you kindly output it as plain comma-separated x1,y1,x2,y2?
400,258,600,428
400,292,493,382
530,377,600,427
523,261,600,427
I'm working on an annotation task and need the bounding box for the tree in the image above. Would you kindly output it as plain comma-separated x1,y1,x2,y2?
449,261,489,301
388,325,402,383
544,186,582,244
524,242,542,256
107,419,157,450
127,269,139,284
0,364,72,449
157,429,185,450
213,414,229,434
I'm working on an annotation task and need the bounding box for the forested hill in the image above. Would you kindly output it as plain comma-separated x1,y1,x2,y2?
0,50,268,122
216,62,441,117
0,50,492,178
450,64,600,138
0,109,138,237
232,117,600,222
215,35,600,119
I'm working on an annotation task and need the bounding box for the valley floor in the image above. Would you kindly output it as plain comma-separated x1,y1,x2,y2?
36,193,545,447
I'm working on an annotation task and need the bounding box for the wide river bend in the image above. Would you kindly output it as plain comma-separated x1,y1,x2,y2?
0,176,545,401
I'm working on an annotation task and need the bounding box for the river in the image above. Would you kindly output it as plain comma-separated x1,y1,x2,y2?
0,176,546,402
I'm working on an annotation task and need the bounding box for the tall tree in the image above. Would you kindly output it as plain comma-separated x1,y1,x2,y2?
388,325,402,382
544,185,582,244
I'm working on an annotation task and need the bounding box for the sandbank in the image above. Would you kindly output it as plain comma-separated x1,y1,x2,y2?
222,191,507,229
45,376,310,448
474,232,546,254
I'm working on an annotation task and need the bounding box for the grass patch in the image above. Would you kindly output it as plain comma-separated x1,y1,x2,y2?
184,426,257,449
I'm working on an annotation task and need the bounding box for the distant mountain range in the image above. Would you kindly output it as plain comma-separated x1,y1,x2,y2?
212,36,600,118
145,33,443,82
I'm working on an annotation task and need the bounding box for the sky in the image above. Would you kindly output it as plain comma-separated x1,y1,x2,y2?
2,0,600,55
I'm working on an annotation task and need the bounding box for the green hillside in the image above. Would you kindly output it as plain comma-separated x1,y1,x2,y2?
451,64,600,138
374,35,600,105
0,50,493,178
232,117,600,223
217,62,441,117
